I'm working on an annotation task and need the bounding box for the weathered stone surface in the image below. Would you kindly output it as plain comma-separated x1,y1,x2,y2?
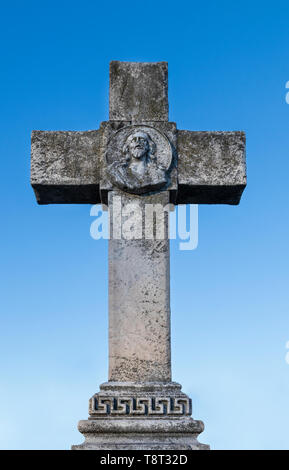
105,125,172,195
31,127,246,206
177,130,246,205
88,381,191,417
72,418,208,450
72,382,209,450
31,130,101,204
108,190,171,382
99,120,178,204
109,61,168,122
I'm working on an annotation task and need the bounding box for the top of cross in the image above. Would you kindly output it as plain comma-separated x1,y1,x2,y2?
31,61,246,206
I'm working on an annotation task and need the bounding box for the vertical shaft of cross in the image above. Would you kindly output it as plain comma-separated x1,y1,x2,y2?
108,191,171,382
108,62,171,382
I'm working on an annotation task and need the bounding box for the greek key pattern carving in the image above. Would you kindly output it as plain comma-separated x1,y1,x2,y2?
89,396,192,416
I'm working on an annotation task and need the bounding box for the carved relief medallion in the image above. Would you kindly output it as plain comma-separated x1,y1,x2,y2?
106,125,173,194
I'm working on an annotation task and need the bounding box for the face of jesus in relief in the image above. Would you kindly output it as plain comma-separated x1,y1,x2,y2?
125,131,151,162
106,128,168,194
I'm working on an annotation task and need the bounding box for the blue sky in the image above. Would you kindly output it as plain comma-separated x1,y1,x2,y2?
1,0,289,449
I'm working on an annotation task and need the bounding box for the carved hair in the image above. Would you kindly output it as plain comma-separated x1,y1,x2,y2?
122,131,157,163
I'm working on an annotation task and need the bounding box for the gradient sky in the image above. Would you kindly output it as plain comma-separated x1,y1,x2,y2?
1,0,289,450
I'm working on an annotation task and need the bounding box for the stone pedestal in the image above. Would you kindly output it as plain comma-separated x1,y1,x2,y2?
72,382,209,450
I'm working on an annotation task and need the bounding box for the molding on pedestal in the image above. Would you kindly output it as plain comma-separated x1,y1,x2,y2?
72,382,210,450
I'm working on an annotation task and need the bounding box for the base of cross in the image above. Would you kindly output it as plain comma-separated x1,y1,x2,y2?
72,382,209,450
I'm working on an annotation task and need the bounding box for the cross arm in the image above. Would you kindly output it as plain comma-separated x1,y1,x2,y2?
176,130,246,205
31,130,102,204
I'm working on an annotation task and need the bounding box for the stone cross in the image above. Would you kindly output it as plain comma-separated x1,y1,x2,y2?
31,61,246,450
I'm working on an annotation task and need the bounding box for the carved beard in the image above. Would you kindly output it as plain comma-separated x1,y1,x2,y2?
130,146,148,160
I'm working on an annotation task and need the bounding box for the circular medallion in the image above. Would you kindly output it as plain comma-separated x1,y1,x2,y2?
106,125,172,195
